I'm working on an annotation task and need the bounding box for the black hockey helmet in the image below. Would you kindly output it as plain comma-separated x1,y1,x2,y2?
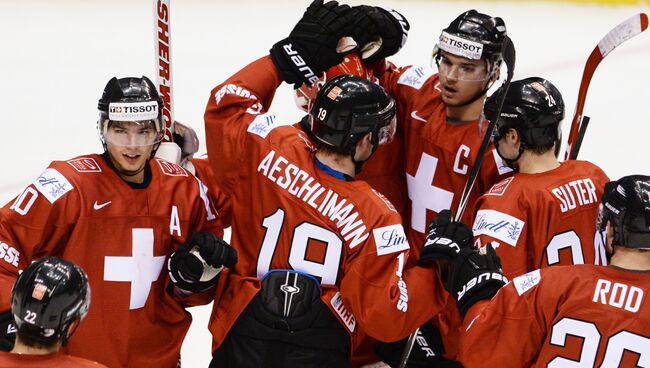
489,77,565,148
433,9,507,75
11,257,91,346
97,76,164,151
597,175,650,249
307,74,396,153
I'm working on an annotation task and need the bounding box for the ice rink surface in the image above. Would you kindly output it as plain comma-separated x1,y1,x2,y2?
1,0,649,366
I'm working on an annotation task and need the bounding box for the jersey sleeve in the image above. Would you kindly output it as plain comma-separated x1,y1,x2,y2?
459,269,549,367
204,56,283,194
0,165,80,310
340,210,445,342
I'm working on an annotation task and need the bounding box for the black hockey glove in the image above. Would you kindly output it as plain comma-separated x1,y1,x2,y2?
419,210,473,264
448,244,507,318
168,232,237,293
270,0,356,86
0,311,16,351
348,5,409,62
374,322,462,368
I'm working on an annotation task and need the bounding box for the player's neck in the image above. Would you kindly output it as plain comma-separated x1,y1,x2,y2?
11,337,60,355
446,98,484,122
516,150,559,174
315,151,355,178
610,247,650,271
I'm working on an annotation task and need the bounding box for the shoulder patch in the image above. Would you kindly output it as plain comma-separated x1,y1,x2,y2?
513,269,541,296
487,176,515,196
397,66,435,90
373,224,410,256
33,168,74,203
247,113,286,139
491,149,514,176
67,157,102,172
472,209,525,247
155,159,188,177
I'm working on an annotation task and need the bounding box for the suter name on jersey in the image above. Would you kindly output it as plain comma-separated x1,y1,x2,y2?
550,178,598,213
258,149,369,249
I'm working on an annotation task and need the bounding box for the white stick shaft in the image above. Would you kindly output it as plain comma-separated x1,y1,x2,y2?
153,0,175,142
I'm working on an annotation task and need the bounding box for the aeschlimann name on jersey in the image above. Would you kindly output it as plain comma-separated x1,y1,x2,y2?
258,150,369,249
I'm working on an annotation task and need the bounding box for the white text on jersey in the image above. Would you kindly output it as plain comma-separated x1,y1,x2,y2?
551,178,598,213
258,150,369,249
592,278,643,313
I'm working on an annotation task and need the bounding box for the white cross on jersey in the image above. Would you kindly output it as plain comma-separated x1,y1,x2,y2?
104,228,166,310
406,153,454,233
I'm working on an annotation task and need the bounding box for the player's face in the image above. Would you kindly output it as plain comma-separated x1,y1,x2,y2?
438,52,490,107
105,121,157,182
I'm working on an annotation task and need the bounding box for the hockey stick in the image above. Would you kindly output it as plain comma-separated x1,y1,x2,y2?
564,13,648,161
569,115,590,160
398,36,516,368
154,0,175,142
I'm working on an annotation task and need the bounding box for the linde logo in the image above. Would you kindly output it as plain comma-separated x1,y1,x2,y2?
108,101,159,121
438,31,483,60
373,224,409,256
472,209,524,246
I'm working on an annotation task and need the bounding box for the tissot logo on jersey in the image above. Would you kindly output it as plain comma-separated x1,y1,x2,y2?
373,224,409,256
257,150,369,249
472,209,524,246
438,31,483,60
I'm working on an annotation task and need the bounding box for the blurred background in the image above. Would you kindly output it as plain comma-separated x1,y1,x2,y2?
1,0,649,366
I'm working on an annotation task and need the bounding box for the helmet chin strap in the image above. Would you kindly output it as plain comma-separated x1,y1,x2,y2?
350,130,381,175
495,139,525,170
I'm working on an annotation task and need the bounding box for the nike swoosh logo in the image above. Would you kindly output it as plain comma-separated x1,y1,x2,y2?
411,110,427,122
7,324,16,334
93,201,112,210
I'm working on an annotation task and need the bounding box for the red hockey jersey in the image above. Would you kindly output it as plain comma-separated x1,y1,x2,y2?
0,155,222,367
204,56,445,351
460,265,650,367
375,63,512,254
472,160,609,279
0,351,107,368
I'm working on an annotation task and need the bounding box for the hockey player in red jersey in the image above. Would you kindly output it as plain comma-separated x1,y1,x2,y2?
0,76,235,367
472,77,609,279
349,8,515,364
0,257,106,368
427,175,650,367
203,1,447,366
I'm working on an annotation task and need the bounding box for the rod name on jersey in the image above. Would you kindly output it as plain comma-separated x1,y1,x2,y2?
373,224,409,256
472,209,524,247
593,279,643,313
330,292,356,332
33,168,74,204
551,178,598,213
258,150,369,249
0,241,20,267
